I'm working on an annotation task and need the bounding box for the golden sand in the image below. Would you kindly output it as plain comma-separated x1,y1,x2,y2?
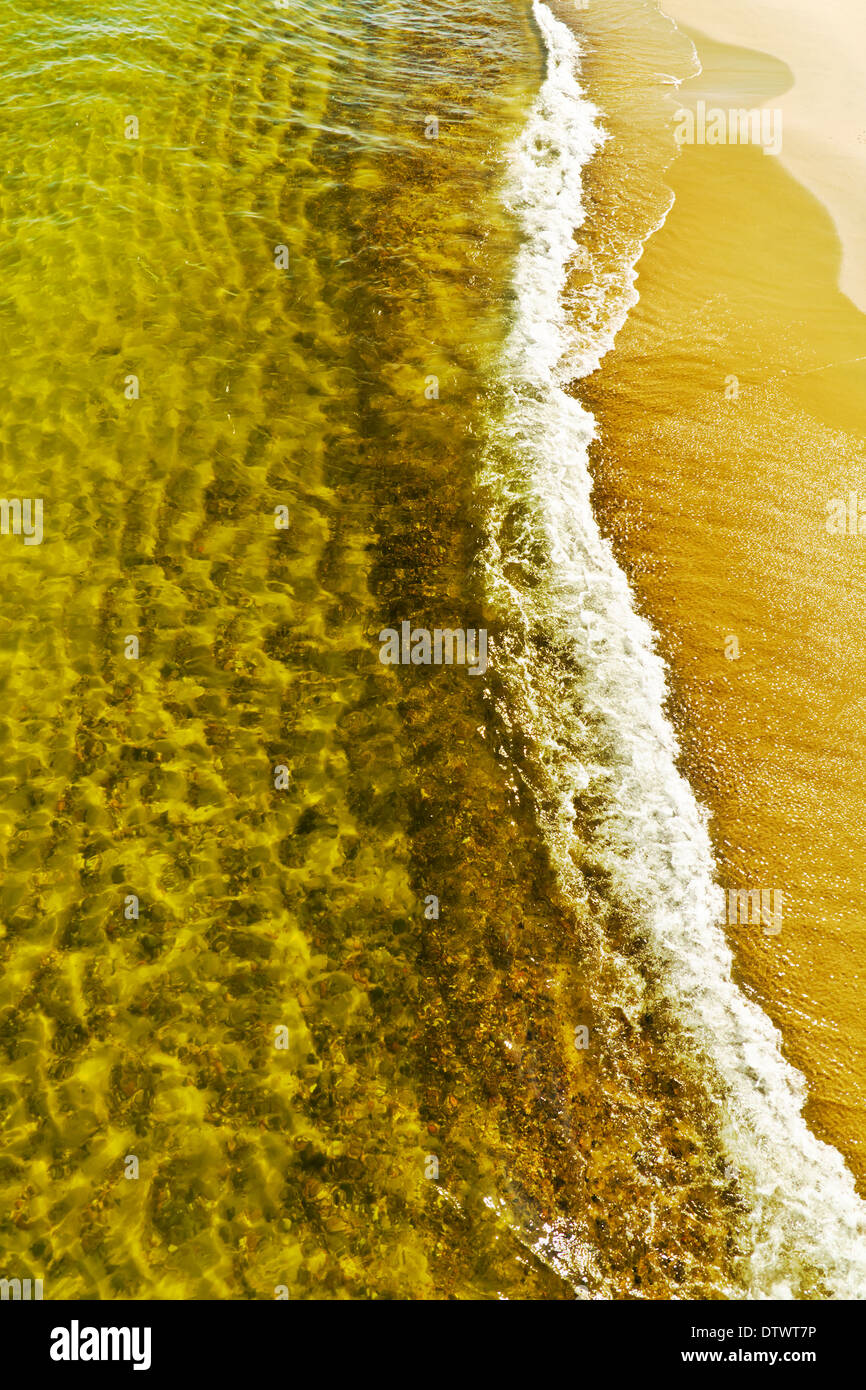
580,14,866,1184
659,0,866,314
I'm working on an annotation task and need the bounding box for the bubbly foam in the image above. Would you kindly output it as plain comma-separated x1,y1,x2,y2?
482,0,866,1298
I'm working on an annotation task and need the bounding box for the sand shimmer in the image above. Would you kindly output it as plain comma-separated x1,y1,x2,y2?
578,7,866,1193
657,0,866,315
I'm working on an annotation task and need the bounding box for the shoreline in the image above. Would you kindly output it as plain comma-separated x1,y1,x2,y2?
656,0,866,316
557,0,866,1292
577,0,866,1239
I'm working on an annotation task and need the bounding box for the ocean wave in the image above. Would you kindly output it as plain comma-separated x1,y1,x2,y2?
481,0,866,1298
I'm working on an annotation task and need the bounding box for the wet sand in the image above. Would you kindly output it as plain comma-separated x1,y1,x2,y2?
580,17,866,1186
659,0,866,314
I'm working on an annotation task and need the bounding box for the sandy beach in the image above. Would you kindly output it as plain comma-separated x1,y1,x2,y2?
658,0,866,314
577,0,866,1206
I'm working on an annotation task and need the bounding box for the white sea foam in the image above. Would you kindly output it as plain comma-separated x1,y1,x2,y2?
483,0,866,1297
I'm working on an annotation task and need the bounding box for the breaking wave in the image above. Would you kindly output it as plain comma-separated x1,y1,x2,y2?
481,0,866,1298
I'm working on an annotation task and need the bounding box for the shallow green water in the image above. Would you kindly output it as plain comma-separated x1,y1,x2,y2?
0,0,573,1300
